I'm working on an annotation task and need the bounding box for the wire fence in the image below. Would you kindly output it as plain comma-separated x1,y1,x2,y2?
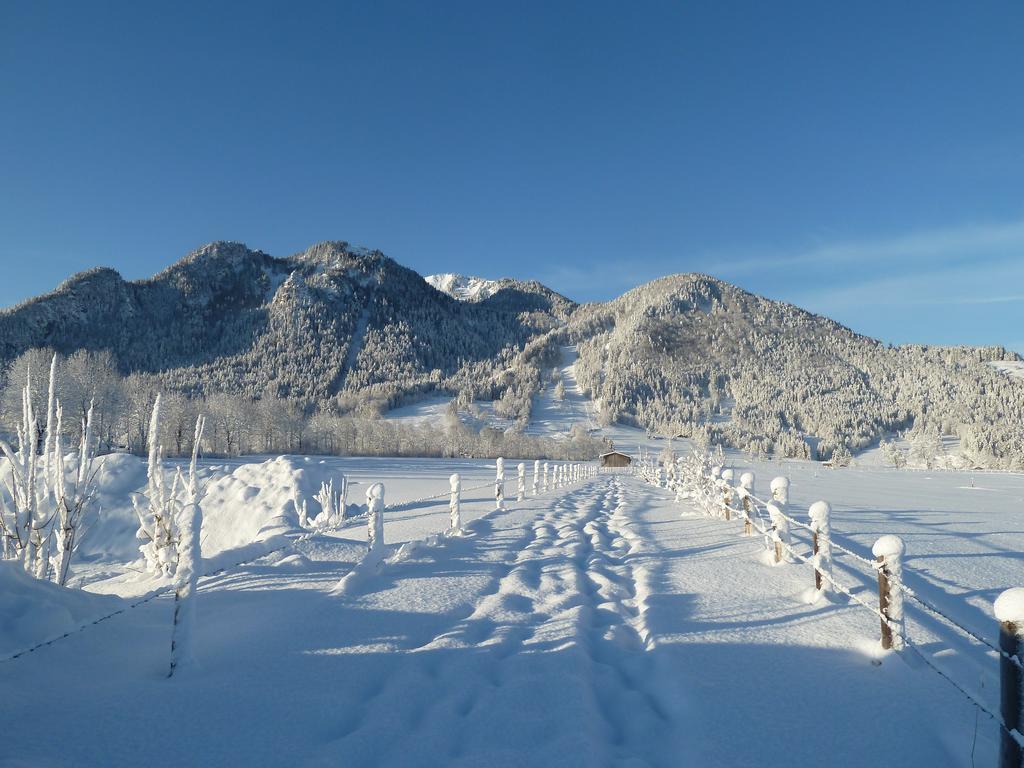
0,460,594,664
633,454,1024,752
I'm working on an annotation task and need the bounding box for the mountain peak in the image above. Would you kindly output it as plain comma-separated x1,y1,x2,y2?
425,273,503,302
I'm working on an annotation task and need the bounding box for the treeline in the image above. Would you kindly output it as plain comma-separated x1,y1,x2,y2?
0,348,607,460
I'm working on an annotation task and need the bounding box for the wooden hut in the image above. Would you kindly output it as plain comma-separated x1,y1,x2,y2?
600,450,632,468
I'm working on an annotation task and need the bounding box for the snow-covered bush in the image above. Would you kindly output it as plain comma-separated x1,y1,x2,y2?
131,396,209,580
132,396,180,577
879,439,906,469
0,354,101,585
312,476,347,528
295,495,309,528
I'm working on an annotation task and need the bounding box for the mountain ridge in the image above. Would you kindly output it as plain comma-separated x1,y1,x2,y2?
2,241,1023,467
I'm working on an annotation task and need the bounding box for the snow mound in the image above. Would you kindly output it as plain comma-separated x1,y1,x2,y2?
78,453,149,563
199,456,326,556
0,561,123,656
425,273,503,302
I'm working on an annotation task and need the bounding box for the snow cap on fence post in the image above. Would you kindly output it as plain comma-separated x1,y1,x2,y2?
770,476,790,505
766,501,791,564
995,588,1024,768
721,468,734,484
808,501,832,593
449,473,461,531
710,466,722,478
533,460,540,496
517,463,526,502
495,458,506,510
872,535,906,651
366,483,386,553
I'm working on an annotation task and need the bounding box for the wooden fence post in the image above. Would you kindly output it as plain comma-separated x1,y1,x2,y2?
872,535,905,651
495,458,506,510
533,460,540,496
808,501,832,593
766,501,790,564
995,588,1024,768
740,471,755,535
517,463,526,501
367,483,385,553
543,462,550,493
720,469,734,521
449,473,461,531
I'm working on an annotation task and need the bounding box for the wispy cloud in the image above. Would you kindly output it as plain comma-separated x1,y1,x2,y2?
944,295,1024,306
709,216,1024,278
535,215,1024,305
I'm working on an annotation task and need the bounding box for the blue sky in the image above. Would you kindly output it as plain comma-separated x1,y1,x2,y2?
2,1,1022,352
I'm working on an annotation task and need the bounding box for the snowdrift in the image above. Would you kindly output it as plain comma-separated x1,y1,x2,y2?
5,453,334,585
0,561,123,656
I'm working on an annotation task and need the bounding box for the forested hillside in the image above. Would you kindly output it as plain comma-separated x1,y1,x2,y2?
569,274,1024,467
2,243,1023,467
0,241,572,406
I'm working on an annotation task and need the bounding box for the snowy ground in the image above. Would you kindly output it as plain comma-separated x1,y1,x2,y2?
523,346,599,438
382,346,605,443
988,360,1024,380
2,454,1017,766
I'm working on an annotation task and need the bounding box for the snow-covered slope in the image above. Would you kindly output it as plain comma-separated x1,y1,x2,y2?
425,272,503,301
989,360,1024,380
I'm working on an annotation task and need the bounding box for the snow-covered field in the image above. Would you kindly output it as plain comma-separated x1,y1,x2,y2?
2,444,1022,766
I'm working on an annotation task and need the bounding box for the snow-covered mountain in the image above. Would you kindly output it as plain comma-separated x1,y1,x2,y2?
0,242,574,404
567,273,1024,466
425,273,502,302
1,241,1023,467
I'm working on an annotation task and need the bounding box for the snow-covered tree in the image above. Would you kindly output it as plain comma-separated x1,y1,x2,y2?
169,415,206,677
132,395,183,577
0,354,101,584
